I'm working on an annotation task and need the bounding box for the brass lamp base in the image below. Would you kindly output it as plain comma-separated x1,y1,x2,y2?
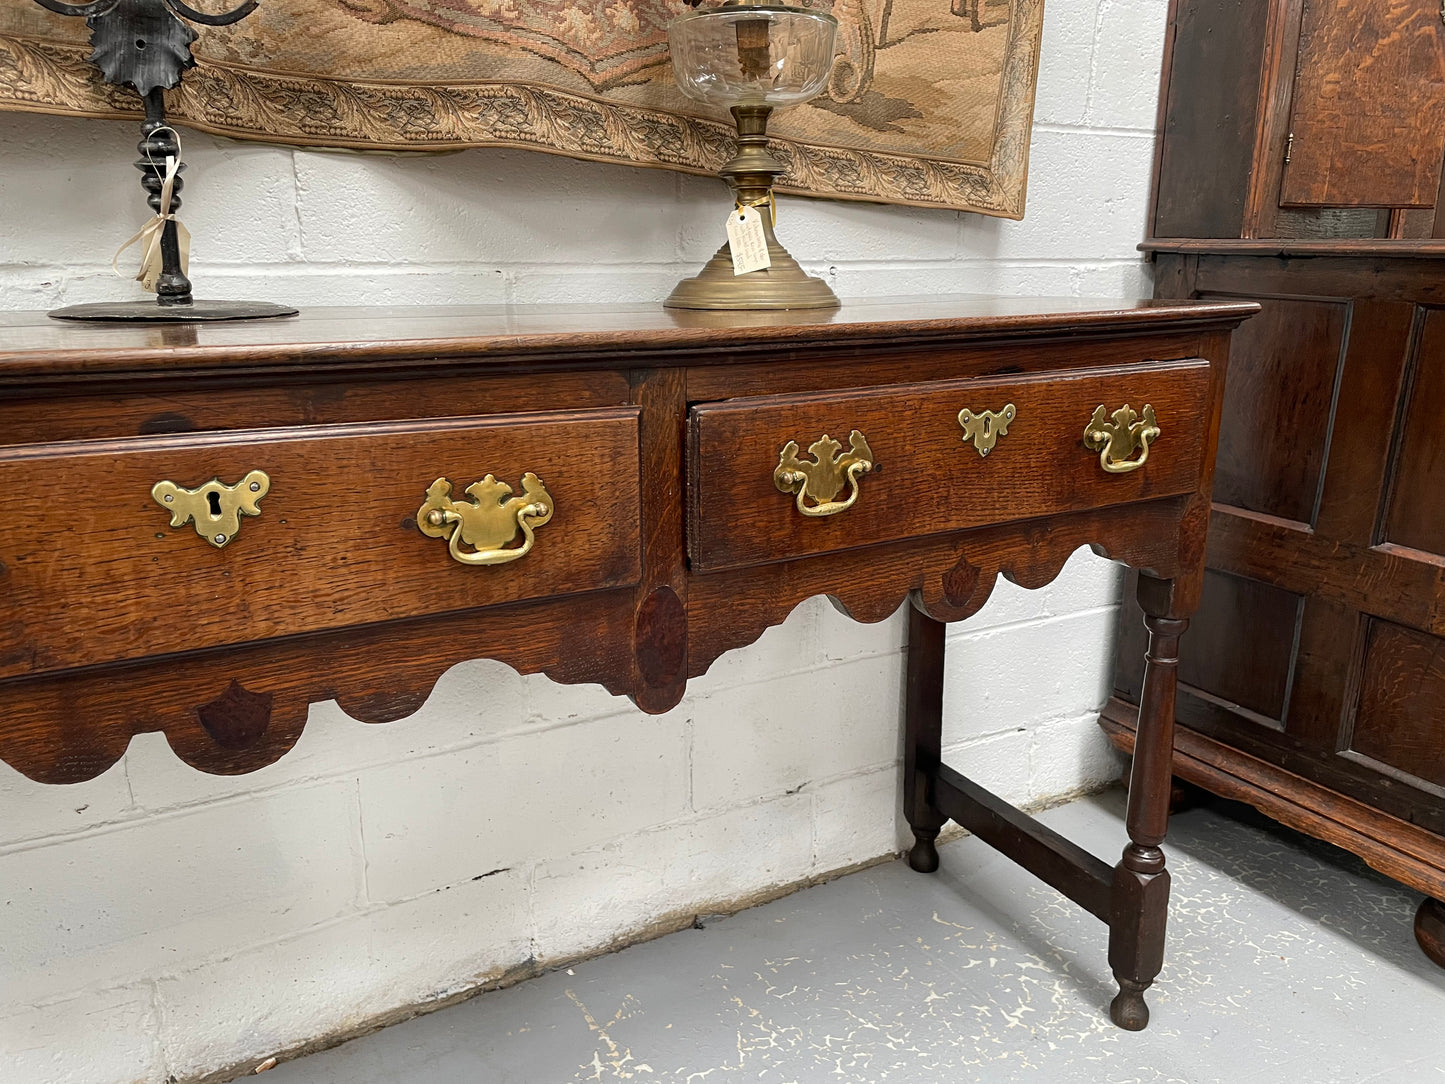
664,239,839,310
665,102,841,311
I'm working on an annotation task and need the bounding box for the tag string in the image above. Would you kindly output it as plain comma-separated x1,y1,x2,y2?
735,191,776,228
113,126,185,287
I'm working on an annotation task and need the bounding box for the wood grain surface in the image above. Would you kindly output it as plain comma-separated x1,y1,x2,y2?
0,296,1254,786
0,297,1260,379
690,361,1210,572
0,409,642,678
1281,0,1445,209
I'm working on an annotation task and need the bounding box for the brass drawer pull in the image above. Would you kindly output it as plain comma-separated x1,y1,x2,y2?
1084,404,1159,474
958,403,1016,457
774,430,873,517
418,473,555,566
152,470,269,548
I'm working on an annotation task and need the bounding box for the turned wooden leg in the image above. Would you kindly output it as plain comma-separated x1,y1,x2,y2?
904,605,948,873
1416,898,1445,969
1108,576,1188,1031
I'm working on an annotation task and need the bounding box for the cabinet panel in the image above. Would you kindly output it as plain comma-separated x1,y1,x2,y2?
1384,308,1445,554
1153,0,1271,237
1352,620,1445,789
1281,0,1445,208
1179,569,1302,724
1208,296,1347,523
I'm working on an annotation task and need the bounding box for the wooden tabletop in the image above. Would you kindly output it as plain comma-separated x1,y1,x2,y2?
0,296,1260,379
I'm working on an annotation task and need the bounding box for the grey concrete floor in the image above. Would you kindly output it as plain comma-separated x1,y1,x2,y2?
263,790,1445,1083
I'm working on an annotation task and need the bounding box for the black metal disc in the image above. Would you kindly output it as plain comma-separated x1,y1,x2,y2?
47,299,299,322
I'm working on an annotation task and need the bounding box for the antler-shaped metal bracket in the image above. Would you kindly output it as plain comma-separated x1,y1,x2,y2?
774,430,874,517
35,0,259,96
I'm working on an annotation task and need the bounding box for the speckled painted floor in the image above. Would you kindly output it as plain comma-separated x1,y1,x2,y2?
262,791,1445,1083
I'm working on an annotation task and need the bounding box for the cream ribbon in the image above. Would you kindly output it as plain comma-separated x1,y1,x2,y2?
113,127,191,293
735,190,777,227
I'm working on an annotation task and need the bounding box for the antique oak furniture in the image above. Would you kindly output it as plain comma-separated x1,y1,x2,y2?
1106,0,1445,970
0,296,1254,1030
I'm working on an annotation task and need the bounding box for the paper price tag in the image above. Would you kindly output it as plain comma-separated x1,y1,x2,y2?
726,205,771,276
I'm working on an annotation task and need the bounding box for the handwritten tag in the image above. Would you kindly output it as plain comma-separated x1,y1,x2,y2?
139,220,191,293
726,205,771,276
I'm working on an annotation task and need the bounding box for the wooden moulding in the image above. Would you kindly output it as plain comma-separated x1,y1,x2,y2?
1099,698,1445,900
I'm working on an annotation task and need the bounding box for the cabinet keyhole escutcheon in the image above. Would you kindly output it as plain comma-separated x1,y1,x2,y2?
151,470,270,548
958,403,1016,457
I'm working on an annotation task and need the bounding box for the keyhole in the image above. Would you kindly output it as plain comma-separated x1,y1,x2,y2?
135,38,147,49
207,491,222,517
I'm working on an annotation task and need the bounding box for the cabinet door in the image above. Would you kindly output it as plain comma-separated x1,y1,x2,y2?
1281,0,1445,208
1117,269,1445,838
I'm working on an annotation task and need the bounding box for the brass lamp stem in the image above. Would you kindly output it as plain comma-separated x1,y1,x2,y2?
663,101,839,310
724,103,781,210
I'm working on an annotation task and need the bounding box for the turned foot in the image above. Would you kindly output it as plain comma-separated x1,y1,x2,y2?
907,828,940,873
1416,898,1445,969
1109,976,1151,1031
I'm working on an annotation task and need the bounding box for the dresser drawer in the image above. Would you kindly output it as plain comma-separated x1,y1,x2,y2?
0,408,641,679
689,360,1211,571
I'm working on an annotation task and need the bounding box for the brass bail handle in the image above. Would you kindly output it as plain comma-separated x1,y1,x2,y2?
774,430,874,517
1083,404,1160,474
417,472,555,566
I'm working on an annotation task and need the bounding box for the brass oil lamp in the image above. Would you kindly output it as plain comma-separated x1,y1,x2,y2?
665,0,840,310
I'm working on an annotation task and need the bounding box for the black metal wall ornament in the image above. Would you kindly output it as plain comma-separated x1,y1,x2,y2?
34,0,297,322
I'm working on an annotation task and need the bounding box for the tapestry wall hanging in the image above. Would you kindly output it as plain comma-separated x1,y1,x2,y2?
0,0,1044,215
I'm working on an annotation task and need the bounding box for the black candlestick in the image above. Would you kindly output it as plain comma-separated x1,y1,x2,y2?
34,0,297,322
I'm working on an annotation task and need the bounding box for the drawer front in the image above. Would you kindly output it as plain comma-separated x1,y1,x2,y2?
689,360,1211,571
0,409,641,678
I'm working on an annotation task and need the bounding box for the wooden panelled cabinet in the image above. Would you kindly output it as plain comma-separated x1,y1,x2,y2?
1104,0,1445,968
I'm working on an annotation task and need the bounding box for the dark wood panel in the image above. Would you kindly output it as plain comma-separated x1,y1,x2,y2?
1311,300,1417,543
1351,620,1445,788
1385,308,1445,554
1178,569,1301,723
1281,0,1445,208
1205,295,1345,522
1207,508,1445,636
1286,597,1363,750
1153,0,1271,237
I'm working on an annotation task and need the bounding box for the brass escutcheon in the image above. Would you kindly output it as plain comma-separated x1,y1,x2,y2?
151,470,269,548
958,403,1016,457
774,430,874,517
417,473,554,566
1083,404,1160,474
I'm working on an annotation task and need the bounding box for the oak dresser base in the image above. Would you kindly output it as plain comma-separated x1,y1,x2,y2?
0,297,1255,1035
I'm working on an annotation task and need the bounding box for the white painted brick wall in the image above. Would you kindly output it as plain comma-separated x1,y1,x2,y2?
0,1,1164,1077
